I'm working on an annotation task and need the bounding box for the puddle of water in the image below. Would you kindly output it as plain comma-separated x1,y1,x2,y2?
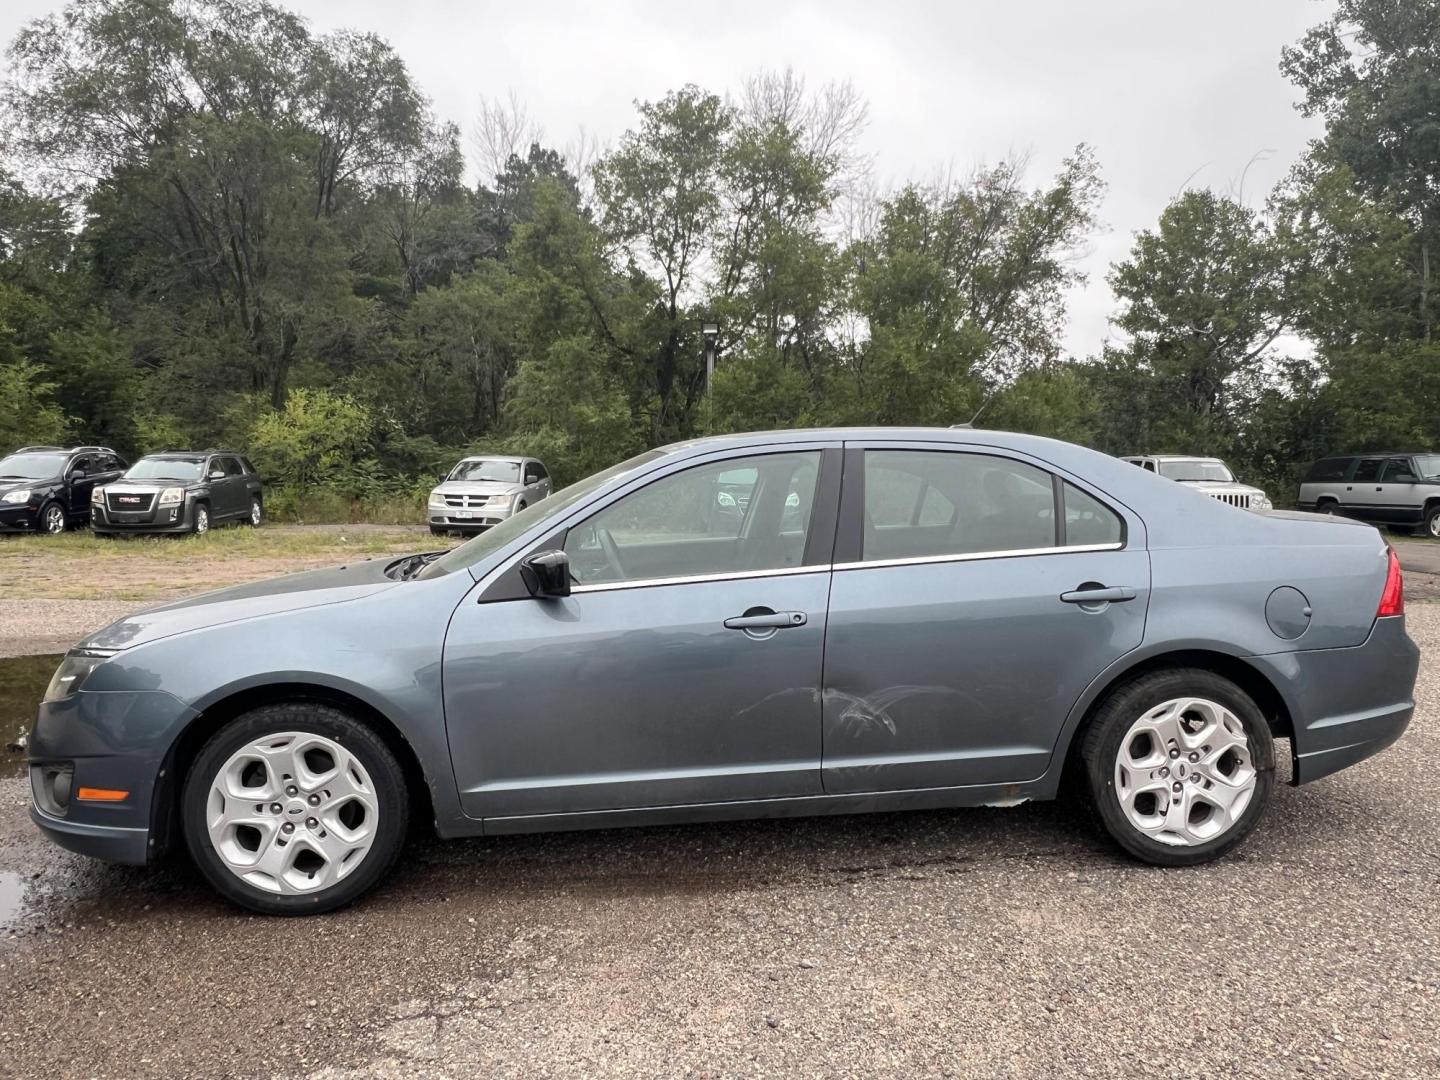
0,654,60,780
0,871,22,928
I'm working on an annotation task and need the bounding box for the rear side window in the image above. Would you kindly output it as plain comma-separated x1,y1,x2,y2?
1304,457,1351,483
862,451,1056,561
1062,483,1124,546
1352,458,1384,483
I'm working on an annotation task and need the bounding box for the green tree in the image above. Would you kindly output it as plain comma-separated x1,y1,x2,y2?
247,388,373,494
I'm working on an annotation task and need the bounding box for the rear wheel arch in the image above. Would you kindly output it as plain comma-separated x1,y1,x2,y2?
153,682,434,856
1063,650,1293,781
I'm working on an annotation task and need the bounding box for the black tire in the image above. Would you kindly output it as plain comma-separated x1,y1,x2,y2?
192,501,210,535
1079,669,1274,867
1317,499,1340,517
429,525,449,536
1424,504,1440,539
246,496,263,527
38,501,67,535
181,703,409,915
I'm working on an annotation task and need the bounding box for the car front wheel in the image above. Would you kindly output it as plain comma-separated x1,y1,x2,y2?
1080,669,1274,866
40,502,66,535
182,703,409,915
1424,505,1440,539
192,503,209,535
247,497,263,527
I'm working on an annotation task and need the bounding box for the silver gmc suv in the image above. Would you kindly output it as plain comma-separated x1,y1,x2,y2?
1297,453,1440,536
1121,456,1273,512
428,455,552,536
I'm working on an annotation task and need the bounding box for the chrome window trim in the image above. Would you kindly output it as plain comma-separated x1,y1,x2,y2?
833,541,1123,573
570,564,828,594
566,541,1125,593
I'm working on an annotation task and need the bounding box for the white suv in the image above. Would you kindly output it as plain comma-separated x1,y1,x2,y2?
1122,455,1272,512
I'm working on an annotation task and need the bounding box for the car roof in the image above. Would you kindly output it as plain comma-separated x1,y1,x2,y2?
459,455,525,463
1124,454,1224,463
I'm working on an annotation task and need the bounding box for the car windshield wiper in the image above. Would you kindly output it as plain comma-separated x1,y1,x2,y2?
391,551,445,581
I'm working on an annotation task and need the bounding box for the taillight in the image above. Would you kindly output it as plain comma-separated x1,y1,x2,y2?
1377,546,1404,618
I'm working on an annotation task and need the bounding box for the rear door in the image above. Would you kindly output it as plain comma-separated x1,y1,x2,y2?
820,442,1150,793
1376,457,1422,523
1344,457,1386,519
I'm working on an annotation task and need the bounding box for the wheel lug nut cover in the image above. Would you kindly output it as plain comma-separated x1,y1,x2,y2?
1172,782,1182,792
270,803,282,813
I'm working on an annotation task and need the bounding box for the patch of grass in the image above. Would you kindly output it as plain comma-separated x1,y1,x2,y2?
0,524,444,602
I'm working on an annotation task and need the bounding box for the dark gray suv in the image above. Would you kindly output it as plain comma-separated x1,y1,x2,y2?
1297,453,1440,536
91,451,264,535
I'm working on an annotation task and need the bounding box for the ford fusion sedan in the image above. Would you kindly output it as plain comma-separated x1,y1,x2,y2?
427,455,551,535
0,445,126,535
91,451,263,536
29,428,1417,915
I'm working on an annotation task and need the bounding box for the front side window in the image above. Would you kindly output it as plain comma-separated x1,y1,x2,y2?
564,451,821,586
1382,458,1418,483
862,451,1057,561
449,459,521,483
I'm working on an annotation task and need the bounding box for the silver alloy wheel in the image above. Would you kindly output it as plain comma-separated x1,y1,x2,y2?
194,505,209,534
205,731,379,895
43,504,65,534
1113,697,1257,847
250,498,262,526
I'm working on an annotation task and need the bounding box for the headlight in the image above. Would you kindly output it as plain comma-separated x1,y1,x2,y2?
1,489,32,504
428,489,446,505
1252,493,1273,512
91,486,105,505
43,650,117,703
157,487,185,506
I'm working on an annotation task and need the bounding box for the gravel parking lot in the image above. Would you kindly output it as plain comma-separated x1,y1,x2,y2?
0,593,1437,1077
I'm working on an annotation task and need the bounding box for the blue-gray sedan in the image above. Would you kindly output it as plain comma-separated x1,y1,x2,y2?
28,429,1419,914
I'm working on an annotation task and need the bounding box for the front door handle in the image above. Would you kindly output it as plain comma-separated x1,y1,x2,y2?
724,609,807,630
1060,585,1136,604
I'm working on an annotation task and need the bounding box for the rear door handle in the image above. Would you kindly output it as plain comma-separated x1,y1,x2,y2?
1060,586,1136,604
724,609,807,630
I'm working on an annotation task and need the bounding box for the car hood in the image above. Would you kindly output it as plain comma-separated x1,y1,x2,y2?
435,480,524,497
0,476,46,493
80,559,403,651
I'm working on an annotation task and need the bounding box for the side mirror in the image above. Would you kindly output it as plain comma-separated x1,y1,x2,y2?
519,549,571,598
438,471,449,484
70,469,87,480
208,469,225,480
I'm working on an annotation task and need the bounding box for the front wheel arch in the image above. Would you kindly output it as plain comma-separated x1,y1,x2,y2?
153,682,434,857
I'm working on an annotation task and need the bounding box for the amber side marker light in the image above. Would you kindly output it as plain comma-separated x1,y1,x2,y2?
75,787,129,802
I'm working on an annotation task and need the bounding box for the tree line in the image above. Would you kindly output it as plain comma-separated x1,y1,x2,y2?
0,0,1435,516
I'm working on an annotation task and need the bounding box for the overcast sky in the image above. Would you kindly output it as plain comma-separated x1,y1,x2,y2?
1,0,1327,356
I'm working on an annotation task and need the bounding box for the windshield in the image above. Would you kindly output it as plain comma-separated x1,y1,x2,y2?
447,459,521,483
1414,455,1440,479
125,458,204,482
0,453,66,480
1158,460,1235,483
419,449,668,579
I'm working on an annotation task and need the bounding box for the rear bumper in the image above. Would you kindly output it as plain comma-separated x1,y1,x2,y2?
1247,615,1419,785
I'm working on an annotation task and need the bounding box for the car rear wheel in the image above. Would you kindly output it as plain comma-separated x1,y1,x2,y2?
40,502,66,535
1317,499,1339,517
182,703,409,915
1080,669,1274,866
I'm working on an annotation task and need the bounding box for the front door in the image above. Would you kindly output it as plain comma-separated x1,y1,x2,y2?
821,444,1150,793
443,446,838,820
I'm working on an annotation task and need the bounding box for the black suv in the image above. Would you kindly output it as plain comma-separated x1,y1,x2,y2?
0,445,128,535
91,451,264,536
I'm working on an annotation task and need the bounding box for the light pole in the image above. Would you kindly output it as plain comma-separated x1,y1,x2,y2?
701,320,719,395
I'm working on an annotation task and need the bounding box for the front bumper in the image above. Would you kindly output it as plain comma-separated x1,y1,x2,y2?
27,686,199,865
0,502,40,532
92,498,196,534
429,501,515,532
1248,615,1420,784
